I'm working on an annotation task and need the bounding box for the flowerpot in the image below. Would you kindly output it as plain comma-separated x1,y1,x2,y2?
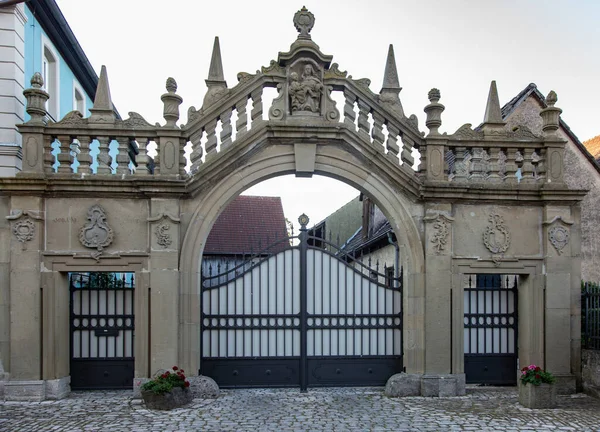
518,382,556,409
141,387,193,410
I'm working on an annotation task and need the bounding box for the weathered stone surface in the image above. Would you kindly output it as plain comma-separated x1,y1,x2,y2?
4,380,45,401
384,373,421,397
188,375,219,399
141,387,193,410
582,349,600,398
519,382,557,409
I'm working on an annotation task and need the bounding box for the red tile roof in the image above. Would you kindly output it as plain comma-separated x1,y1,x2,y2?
584,135,600,160
204,196,288,255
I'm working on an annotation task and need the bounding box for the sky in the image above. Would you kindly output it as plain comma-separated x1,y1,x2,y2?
53,0,600,227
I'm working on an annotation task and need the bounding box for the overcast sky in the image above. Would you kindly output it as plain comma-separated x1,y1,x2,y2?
54,0,600,226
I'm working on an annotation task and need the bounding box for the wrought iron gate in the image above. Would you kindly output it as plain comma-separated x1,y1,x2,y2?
200,215,403,389
69,272,135,389
464,274,518,385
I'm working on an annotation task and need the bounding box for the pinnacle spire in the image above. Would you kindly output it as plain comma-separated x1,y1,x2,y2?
381,44,401,92
483,80,504,124
93,65,113,111
89,65,115,123
206,36,226,86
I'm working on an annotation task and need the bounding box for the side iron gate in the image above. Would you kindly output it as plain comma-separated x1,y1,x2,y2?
464,274,518,385
200,215,403,389
69,272,135,389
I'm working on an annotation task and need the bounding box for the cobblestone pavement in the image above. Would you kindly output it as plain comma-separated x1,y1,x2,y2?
1,387,600,432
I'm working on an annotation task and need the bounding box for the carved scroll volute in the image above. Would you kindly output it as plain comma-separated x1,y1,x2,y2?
423,212,454,255
79,205,114,260
6,210,45,248
147,213,181,250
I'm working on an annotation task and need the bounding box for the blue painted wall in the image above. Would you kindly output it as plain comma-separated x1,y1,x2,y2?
23,6,93,122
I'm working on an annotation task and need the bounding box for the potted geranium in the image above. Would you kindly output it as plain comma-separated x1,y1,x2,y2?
141,366,193,410
518,364,556,409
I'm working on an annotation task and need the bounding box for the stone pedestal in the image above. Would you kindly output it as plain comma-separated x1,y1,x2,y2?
4,380,45,401
384,373,466,397
519,383,557,409
45,376,70,400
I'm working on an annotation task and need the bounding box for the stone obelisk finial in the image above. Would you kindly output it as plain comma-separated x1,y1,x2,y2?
379,44,404,117
481,80,505,134
89,65,115,124
202,36,229,110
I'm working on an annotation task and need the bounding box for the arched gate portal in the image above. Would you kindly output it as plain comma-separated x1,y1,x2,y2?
0,7,584,400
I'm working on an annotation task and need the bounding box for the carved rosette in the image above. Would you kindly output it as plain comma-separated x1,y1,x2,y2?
483,214,511,255
548,225,569,255
79,205,114,259
155,223,173,248
12,217,35,243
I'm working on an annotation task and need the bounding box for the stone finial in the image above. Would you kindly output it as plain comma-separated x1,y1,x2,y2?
540,90,562,137
166,77,177,93
23,72,49,124
378,44,404,116
293,6,315,40
89,65,115,124
162,77,183,128
483,80,504,125
202,37,229,110
424,88,444,136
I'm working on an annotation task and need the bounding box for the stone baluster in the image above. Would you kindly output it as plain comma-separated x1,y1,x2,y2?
400,134,414,168
418,143,427,174
220,107,233,149
115,136,130,174
205,120,218,159
520,148,536,184
56,135,74,173
250,88,263,127
356,100,371,140
371,112,385,149
486,147,502,183
535,148,546,182
343,89,357,129
134,137,149,175
385,124,400,163
179,137,187,176
77,135,93,175
469,147,485,182
43,134,55,173
445,147,455,179
235,96,248,137
504,148,519,184
189,131,204,172
96,136,113,174
453,147,469,183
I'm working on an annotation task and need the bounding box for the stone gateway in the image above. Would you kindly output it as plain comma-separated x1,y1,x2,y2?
0,7,584,400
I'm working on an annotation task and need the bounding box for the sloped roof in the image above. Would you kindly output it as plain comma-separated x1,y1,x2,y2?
341,218,393,257
500,83,600,174
583,135,600,161
204,196,288,255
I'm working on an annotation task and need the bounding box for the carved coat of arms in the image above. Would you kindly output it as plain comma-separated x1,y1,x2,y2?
79,205,114,257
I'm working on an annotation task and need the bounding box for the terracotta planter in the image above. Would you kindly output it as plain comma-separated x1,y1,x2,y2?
518,382,556,409
141,387,193,410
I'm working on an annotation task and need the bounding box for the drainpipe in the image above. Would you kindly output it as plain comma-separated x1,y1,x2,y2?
387,232,400,289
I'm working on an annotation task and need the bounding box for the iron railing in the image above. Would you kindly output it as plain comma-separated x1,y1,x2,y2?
582,281,600,350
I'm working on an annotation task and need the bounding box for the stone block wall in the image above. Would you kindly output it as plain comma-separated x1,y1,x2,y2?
582,349,600,398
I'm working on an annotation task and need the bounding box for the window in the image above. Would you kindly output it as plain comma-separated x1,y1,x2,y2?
42,44,59,120
74,87,85,114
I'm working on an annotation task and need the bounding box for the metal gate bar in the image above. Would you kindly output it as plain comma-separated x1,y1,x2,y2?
70,272,135,390
464,274,518,385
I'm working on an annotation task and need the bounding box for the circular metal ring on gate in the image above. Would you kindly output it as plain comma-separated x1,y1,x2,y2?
232,370,239,376
265,369,271,375
307,318,313,326
394,318,401,326
336,369,341,374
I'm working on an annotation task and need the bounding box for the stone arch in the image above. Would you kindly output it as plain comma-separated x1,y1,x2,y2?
178,140,425,375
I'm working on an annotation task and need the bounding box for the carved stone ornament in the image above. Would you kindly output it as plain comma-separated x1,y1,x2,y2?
324,63,347,79
118,111,154,128
51,110,87,127
548,225,569,255
79,205,114,259
423,213,454,255
12,217,35,243
293,6,315,39
155,223,172,248
451,123,484,140
289,63,323,114
483,214,511,254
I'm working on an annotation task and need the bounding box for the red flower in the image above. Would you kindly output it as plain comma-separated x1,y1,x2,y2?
172,366,179,371
535,367,541,372
180,369,184,373
184,381,190,388
521,367,527,371
535,374,541,379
